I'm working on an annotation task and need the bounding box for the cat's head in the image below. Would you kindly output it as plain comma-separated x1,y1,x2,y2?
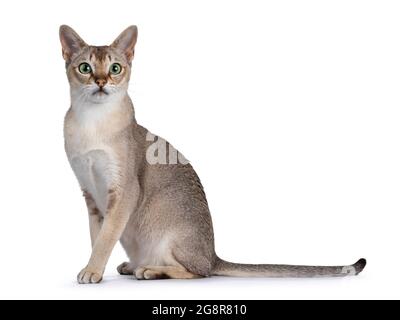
59,25,137,104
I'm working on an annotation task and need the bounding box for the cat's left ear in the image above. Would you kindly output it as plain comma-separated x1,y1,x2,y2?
59,25,87,63
111,26,138,63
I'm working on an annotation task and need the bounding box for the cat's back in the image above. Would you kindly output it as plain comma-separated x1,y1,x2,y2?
135,125,209,212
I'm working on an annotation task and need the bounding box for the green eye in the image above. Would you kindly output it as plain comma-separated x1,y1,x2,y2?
110,63,122,75
78,63,92,74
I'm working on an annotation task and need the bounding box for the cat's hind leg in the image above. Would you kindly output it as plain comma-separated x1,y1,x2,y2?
117,262,134,275
135,266,202,280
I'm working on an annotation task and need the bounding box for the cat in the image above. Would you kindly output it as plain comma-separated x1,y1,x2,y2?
59,25,366,283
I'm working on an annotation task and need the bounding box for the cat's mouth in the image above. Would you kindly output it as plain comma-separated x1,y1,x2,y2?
92,88,109,96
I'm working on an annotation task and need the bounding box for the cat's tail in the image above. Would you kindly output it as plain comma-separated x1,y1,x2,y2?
211,257,366,278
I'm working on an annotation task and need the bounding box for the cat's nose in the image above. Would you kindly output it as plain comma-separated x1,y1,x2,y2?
95,78,107,88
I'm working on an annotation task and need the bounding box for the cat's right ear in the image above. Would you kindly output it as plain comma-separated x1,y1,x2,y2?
59,25,87,63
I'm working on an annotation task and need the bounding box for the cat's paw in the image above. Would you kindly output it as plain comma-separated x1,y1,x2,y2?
77,267,103,284
135,267,151,280
117,262,134,275
135,266,166,280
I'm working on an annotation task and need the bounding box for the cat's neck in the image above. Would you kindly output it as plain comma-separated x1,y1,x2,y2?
70,92,136,132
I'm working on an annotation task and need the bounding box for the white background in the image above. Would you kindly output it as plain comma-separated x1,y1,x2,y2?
0,0,398,300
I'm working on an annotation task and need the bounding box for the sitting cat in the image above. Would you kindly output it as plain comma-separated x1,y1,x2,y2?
59,25,366,283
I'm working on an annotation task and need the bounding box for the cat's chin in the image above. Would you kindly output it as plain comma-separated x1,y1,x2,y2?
92,91,109,98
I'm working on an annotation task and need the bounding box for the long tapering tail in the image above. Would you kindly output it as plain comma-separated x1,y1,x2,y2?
211,257,367,278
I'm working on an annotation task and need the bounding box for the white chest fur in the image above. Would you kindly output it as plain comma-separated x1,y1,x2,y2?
69,147,118,214
65,101,123,214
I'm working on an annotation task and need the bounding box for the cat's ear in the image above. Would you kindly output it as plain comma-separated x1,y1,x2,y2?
111,26,138,62
59,25,87,62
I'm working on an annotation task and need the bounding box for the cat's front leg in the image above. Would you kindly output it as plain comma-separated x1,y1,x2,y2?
83,190,103,247
77,188,134,284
